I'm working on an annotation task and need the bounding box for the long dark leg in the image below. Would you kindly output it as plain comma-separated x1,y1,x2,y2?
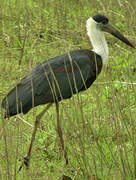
19,103,52,171
55,103,68,165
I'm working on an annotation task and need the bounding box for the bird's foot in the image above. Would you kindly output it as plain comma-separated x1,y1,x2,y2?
18,155,30,171
23,155,30,167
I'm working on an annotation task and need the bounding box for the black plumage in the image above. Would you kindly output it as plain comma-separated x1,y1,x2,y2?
2,49,102,117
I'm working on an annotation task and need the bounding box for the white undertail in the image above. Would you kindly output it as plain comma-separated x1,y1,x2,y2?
86,17,109,63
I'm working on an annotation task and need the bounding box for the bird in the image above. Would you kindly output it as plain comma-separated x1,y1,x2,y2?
2,14,135,170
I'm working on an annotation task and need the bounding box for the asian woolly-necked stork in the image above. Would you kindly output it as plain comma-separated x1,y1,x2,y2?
2,14,135,170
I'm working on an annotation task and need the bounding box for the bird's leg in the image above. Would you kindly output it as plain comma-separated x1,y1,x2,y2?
55,102,68,165
19,103,52,171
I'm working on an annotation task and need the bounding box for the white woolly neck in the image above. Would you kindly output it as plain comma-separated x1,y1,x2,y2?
86,17,109,63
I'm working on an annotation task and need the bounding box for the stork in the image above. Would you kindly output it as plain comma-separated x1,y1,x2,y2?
2,14,135,170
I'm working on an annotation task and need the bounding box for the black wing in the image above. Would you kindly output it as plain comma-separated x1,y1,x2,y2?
2,49,102,117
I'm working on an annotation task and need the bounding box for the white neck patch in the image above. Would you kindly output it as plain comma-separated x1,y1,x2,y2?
86,17,109,63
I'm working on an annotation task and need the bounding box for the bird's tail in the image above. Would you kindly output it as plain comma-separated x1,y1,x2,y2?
2,83,32,118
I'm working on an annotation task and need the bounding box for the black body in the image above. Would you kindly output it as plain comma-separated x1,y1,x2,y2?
2,49,102,117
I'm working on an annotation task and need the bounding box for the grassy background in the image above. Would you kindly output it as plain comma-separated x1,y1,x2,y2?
0,0,136,179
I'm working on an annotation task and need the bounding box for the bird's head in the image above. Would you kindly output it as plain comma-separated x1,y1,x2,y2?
87,14,135,48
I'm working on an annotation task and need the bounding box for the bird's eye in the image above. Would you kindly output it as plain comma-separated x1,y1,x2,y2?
101,19,108,25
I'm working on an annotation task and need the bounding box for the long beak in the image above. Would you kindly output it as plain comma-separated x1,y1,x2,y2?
102,23,135,48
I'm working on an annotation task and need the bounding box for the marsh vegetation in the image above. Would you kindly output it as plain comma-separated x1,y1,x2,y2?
0,0,136,179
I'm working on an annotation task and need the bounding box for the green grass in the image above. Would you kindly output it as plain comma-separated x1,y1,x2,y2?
0,0,136,179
